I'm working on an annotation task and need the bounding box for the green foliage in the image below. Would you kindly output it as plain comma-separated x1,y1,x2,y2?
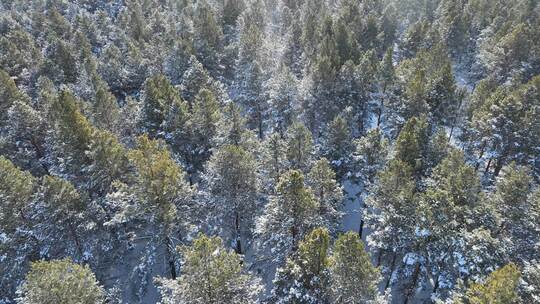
323,115,353,173
0,156,36,232
205,144,259,252
461,263,521,304
329,232,380,303
285,122,314,171
17,259,104,304
142,74,188,136
92,86,120,132
272,227,331,303
307,158,343,232
85,129,129,195
354,128,389,184
0,29,41,76
394,116,430,177
128,135,190,225
0,69,28,125
157,234,262,304
49,90,94,173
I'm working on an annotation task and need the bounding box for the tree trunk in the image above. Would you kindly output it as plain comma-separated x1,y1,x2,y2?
384,252,397,291
493,156,506,177
67,220,84,259
358,219,365,239
235,211,242,254
377,96,384,128
484,157,492,174
475,141,487,171
404,263,421,304
376,249,384,267
258,111,263,140
433,275,440,294
165,236,177,279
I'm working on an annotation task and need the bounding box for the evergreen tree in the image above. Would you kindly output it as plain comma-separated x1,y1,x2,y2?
261,132,288,190
156,234,262,304
394,115,430,179
48,90,94,178
85,129,129,195
92,86,120,132
36,175,91,259
492,163,538,262
267,65,298,136
204,144,259,253
0,29,41,78
192,0,224,71
0,69,29,126
328,232,381,304
182,88,222,175
142,74,188,137
353,128,389,185
257,170,318,263
128,135,193,279
0,156,37,301
272,227,331,304
457,263,521,304
285,122,314,172
322,115,353,176
16,259,104,304
376,47,396,128
180,56,212,105
307,158,343,234
364,159,417,288
4,100,48,175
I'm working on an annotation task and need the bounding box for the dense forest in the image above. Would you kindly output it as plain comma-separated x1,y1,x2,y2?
0,0,539,303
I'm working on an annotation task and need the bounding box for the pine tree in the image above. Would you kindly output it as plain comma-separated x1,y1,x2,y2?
0,69,29,126
519,262,540,304
182,88,222,175
156,234,262,304
376,47,395,128
492,163,538,262
0,29,41,78
322,115,353,176
0,156,36,235
204,144,259,253
142,74,188,137
36,175,90,259
17,259,104,304
261,132,288,191
48,90,94,178
0,156,37,300
394,115,430,179
456,263,521,304
416,150,489,295
267,65,298,136
85,129,129,195
4,100,48,175
328,232,380,304
128,135,193,279
285,122,314,172
180,56,212,105
223,0,245,28
272,227,331,304
307,158,343,234
219,102,258,151
364,159,416,289
353,128,389,185
192,0,223,71
257,170,318,262
92,85,120,132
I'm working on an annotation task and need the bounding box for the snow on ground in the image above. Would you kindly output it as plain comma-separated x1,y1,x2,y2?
340,179,363,235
